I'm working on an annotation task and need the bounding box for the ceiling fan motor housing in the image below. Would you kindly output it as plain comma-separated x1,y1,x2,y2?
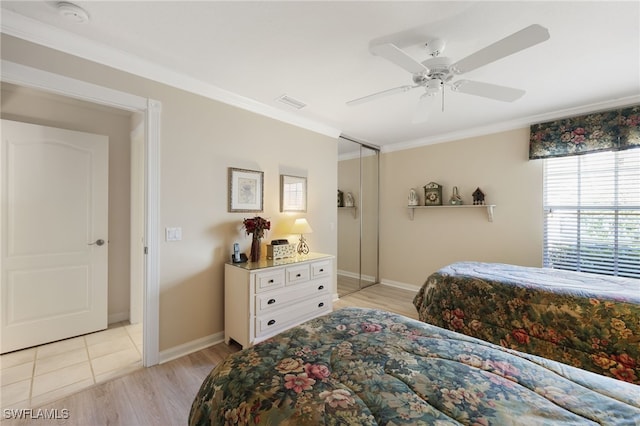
421,57,454,82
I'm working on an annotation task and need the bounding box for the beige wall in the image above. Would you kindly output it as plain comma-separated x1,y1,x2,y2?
380,128,544,288
1,35,338,352
1,83,133,322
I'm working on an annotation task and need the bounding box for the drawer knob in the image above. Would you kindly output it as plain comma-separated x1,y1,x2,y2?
267,319,276,326
268,279,274,283
296,273,301,278
318,302,324,308
267,298,276,305
318,285,324,290
319,268,324,272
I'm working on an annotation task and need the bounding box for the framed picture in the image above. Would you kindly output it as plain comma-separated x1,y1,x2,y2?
228,167,264,212
280,175,307,212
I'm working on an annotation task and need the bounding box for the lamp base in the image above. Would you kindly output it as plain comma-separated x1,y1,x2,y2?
297,235,309,255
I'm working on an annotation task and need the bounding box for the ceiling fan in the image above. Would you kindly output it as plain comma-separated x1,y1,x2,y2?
347,24,550,121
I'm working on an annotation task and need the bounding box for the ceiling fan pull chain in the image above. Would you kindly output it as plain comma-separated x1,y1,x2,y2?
441,84,445,112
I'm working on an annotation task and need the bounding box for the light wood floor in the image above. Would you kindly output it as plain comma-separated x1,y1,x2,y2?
2,284,418,426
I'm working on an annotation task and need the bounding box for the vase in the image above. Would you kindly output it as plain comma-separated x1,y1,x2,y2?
250,236,261,262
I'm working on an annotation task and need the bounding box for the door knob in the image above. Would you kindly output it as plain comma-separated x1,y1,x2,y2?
89,239,105,246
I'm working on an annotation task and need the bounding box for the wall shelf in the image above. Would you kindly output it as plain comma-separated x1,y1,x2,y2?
338,206,357,218
407,205,496,222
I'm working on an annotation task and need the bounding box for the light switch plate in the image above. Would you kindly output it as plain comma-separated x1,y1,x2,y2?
165,227,182,241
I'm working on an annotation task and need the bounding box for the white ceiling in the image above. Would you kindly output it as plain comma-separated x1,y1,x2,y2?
2,1,639,152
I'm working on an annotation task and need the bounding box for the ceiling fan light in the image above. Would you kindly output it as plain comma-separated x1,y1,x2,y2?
425,79,442,95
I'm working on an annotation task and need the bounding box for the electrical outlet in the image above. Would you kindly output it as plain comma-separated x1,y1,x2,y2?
165,227,182,241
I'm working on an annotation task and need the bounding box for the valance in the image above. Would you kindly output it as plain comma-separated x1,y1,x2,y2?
529,104,640,159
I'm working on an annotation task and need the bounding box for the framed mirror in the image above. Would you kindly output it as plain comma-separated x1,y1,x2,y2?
280,175,307,212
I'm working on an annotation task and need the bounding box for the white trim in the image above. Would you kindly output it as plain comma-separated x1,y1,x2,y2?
4,10,639,155
382,95,640,154
337,269,359,280
378,279,420,292
0,61,146,111
1,10,341,140
1,60,162,367
143,99,161,366
159,332,225,364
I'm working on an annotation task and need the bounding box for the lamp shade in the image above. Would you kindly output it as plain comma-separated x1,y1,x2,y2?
290,218,313,234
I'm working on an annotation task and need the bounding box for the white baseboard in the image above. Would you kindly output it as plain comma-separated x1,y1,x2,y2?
378,279,420,292
108,312,129,324
337,270,376,283
337,269,359,279
159,331,225,364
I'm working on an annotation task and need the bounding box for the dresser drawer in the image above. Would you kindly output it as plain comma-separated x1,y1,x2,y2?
311,260,331,279
286,264,310,285
254,269,285,293
255,280,330,314
255,294,332,338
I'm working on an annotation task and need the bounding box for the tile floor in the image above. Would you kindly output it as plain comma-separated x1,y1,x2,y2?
0,322,143,409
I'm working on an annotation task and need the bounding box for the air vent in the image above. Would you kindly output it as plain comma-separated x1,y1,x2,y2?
276,95,307,110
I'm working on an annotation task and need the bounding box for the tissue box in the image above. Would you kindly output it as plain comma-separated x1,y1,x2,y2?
267,243,297,260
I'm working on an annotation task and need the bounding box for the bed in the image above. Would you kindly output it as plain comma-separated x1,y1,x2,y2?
189,307,639,425
413,261,640,384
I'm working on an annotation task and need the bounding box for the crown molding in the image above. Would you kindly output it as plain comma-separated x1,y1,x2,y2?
0,10,341,140
3,10,638,154
381,95,640,154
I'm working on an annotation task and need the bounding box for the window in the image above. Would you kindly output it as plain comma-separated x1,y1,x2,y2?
543,149,640,278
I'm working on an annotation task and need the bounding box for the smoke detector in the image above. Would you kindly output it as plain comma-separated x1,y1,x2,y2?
56,2,89,23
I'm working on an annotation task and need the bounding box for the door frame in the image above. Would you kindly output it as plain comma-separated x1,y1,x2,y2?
1,60,161,366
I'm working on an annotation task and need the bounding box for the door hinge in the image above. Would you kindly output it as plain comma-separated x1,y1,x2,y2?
144,246,148,255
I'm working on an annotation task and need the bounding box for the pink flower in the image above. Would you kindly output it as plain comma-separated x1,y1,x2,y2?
319,389,354,408
361,323,382,332
284,373,315,393
305,363,331,380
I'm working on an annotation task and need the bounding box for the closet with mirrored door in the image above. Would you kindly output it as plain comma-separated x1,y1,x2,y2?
337,135,380,297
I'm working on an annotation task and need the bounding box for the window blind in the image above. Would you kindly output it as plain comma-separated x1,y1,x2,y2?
543,150,640,278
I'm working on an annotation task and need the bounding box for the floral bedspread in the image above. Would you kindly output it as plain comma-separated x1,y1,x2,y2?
189,307,639,425
413,261,640,384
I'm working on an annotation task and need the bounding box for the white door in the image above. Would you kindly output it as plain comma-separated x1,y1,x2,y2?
1,119,109,353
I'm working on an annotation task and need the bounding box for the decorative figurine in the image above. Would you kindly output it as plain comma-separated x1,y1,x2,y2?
473,187,485,205
345,192,355,207
408,188,419,206
449,186,463,205
337,190,344,207
423,182,443,206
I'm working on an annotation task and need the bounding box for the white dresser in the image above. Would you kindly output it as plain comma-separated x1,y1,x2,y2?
224,253,334,348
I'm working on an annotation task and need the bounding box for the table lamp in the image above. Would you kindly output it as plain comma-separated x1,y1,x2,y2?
290,218,313,255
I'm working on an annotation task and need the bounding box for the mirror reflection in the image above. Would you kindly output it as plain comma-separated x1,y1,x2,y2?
337,137,379,297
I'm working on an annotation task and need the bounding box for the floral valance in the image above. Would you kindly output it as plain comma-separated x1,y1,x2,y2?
529,105,640,159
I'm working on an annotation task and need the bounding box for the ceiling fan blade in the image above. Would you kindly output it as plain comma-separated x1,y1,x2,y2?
452,80,525,102
370,43,428,74
451,24,550,74
346,85,418,106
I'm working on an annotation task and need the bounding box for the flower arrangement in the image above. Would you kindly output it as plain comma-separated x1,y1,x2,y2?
243,216,271,239
243,216,270,262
